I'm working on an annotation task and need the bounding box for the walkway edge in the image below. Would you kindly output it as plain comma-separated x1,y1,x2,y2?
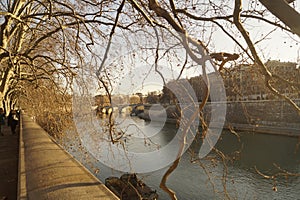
18,114,119,199
18,115,27,200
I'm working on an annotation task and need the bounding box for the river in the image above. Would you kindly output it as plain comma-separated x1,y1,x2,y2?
67,114,300,200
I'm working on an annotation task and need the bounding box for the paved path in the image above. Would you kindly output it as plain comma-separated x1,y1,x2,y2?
0,114,119,200
0,123,19,200
20,115,118,199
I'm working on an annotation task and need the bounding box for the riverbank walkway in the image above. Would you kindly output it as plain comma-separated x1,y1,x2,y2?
0,123,18,200
1,114,119,200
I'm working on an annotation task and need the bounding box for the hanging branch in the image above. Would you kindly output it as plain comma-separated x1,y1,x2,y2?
147,0,213,199
96,0,126,76
233,0,300,115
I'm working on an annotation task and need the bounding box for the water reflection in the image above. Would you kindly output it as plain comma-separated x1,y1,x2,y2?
216,131,300,172
70,115,300,199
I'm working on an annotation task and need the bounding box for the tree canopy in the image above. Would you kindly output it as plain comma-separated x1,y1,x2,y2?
1,1,299,199
0,0,299,113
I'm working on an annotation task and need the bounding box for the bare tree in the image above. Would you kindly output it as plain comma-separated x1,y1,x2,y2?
0,0,128,113
259,0,300,36
2,0,299,199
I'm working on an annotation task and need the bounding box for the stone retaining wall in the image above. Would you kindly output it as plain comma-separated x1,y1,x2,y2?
204,100,300,135
144,100,300,136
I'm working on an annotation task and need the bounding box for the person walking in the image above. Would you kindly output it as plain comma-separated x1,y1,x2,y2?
0,108,5,136
7,110,19,135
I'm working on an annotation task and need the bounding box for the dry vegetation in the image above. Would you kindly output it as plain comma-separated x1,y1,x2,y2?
0,0,299,199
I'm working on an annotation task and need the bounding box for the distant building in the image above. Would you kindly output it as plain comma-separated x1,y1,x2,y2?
129,94,141,104
159,60,299,103
94,94,110,107
224,60,300,101
145,91,160,104
266,60,300,99
111,94,128,105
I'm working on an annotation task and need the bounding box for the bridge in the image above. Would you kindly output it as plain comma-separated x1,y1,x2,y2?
97,103,144,115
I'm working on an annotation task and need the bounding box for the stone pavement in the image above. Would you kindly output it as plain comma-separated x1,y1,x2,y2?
0,123,19,200
19,115,118,199
0,114,119,200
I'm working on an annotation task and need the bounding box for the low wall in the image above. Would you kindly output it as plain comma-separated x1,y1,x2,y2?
207,100,300,136
18,114,118,199
224,100,300,128
143,100,300,136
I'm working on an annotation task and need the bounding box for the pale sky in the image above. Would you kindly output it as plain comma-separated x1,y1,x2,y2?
92,0,300,96
243,0,299,62
212,19,300,63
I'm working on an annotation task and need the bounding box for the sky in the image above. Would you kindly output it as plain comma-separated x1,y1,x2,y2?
237,0,299,62
213,19,300,63
91,0,300,96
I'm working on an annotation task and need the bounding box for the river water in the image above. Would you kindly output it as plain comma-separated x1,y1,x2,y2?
68,115,300,200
